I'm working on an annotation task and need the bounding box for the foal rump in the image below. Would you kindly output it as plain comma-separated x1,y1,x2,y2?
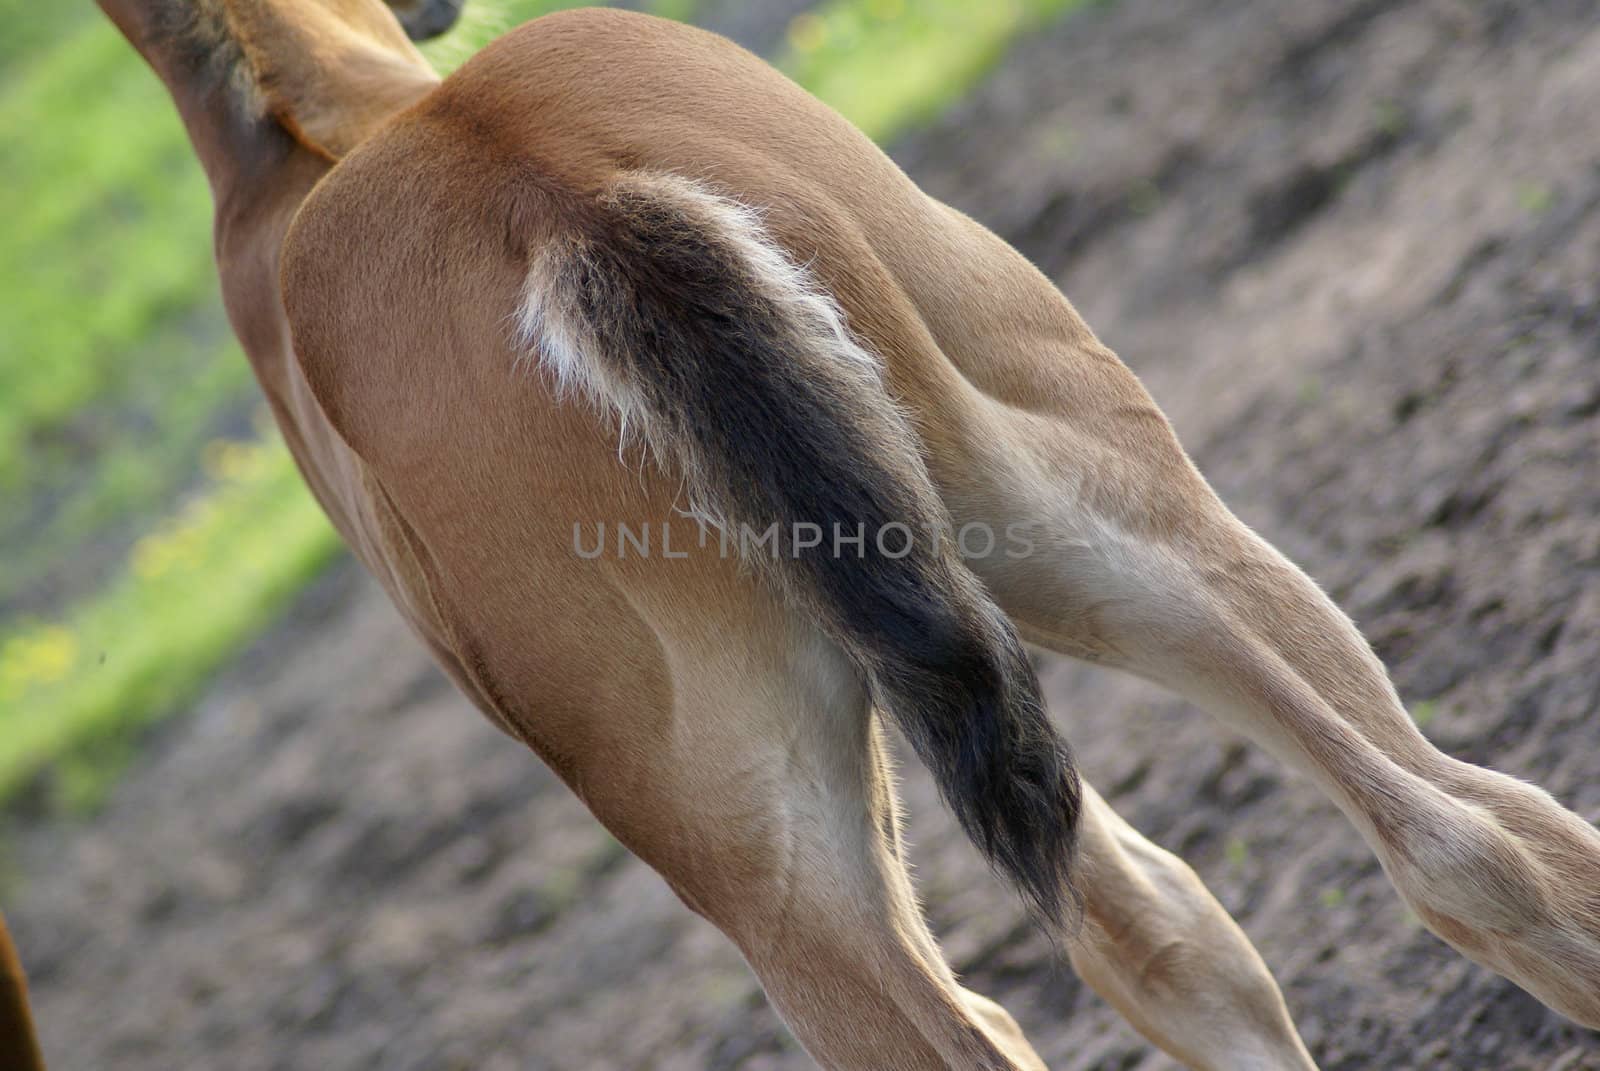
517,171,1082,923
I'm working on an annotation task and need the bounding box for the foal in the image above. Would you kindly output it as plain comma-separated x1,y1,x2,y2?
57,1,1600,1067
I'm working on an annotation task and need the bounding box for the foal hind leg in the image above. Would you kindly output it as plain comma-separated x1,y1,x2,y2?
1070,783,1317,1071
962,410,1600,1028
558,618,1048,1070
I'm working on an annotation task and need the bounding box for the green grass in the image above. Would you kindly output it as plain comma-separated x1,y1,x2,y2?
0,28,220,490
0,434,340,810
0,0,1092,807
0,19,253,620
778,0,1092,142
0,2,94,78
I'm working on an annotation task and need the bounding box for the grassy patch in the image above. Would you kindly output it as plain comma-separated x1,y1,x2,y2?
0,27,219,488
0,429,340,809
0,0,1093,807
0,20,255,621
779,0,1093,142
0,0,94,80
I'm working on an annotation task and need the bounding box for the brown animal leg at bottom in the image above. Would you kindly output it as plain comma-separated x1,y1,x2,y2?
552,616,1048,1071
1068,783,1318,1071
0,910,45,1071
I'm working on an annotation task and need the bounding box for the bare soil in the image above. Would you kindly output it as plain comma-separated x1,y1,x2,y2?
10,0,1600,1068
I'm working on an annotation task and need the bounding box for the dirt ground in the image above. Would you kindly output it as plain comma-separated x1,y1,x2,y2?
10,0,1600,1067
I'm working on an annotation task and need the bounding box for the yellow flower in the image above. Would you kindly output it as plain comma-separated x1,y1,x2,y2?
0,625,79,700
29,627,77,683
202,439,263,483
131,532,173,580
787,13,828,53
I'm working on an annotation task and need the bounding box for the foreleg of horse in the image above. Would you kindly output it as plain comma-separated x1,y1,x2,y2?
1069,783,1318,1071
0,910,45,1071
556,623,1048,1071
967,413,1600,1029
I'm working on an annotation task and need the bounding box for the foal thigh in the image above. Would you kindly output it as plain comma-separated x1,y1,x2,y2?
543,595,1047,1071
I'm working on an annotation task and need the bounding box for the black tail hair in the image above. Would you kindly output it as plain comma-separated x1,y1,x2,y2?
525,173,1082,924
